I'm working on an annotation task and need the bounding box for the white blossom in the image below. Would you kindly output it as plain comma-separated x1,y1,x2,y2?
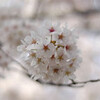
17,21,82,84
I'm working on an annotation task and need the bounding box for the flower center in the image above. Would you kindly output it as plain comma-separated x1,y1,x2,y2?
66,45,70,50
53,68,59,73
51,40,56,45
66,71,71,76
43,45,49,51
49,27,55,32
58,55,63,61
58,34,64,40
31,53,36,57
51,55,55,59
37,58,41,63
32,39,36,44
69,63,73,68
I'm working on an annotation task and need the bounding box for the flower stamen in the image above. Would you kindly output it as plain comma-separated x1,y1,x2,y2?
58,55,63,61
53,68,59,73
51,54,55,59
66,71,71,76
65,45,70,50
51,40,56,45
69,63,73,68
37,58,41,64
58,33,64,40
32,39,36,44
31,53,36,57
43,45,49,51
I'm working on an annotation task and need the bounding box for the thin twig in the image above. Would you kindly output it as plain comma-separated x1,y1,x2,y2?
36,80,83,88
74,79,100,84
36,79,100,88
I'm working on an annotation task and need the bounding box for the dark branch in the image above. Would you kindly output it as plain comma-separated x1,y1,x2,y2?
35,79,100,88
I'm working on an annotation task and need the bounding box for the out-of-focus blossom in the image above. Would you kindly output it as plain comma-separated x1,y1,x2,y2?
0,50,10,69
0,0,25,19
0,70,44,100
0,20,36,56
0,0,40,20
17,21,82,84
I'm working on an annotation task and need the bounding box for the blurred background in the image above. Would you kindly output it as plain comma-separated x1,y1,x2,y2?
0,0,100,100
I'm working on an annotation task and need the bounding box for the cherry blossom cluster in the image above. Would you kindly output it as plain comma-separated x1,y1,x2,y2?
17,21,82,84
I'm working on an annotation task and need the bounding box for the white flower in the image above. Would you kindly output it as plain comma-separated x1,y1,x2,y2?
17,45,26,52
64,42,79,58
37,41,56,58
24,32,40,45
17,21,82,84
56,47,69,66
47,64,64,83
52,30,68,45
42,20,60,33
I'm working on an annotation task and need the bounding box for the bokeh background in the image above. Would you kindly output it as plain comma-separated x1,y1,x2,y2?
0,0,100,100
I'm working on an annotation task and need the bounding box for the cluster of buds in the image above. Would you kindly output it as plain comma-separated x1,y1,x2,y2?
17,21,82,84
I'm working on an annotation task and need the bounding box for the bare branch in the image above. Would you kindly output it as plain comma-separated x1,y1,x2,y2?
35,79,100,88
